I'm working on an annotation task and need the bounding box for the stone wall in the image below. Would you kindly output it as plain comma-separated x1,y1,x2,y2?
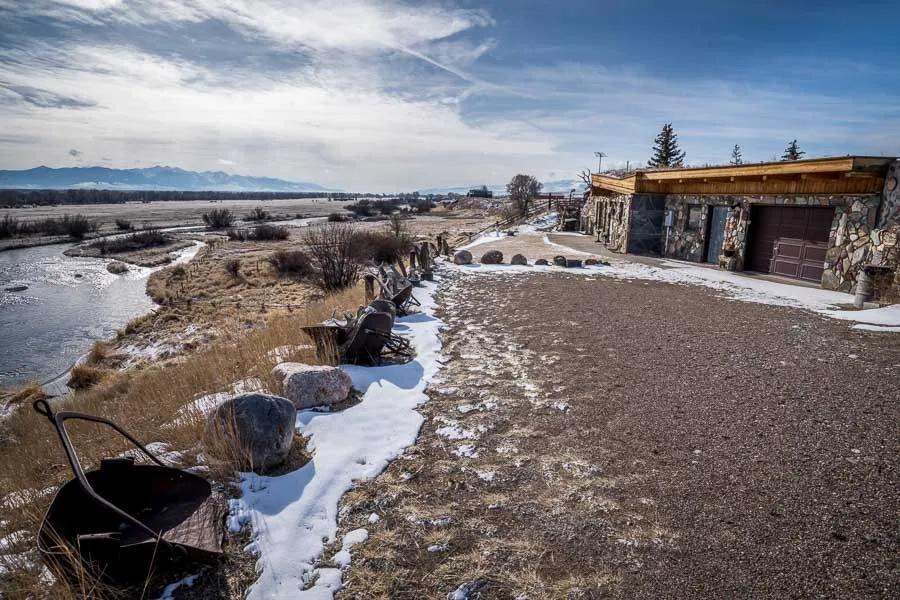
876,160,900,228
822,196,882,291
663,197,735,263
583,193,630,252
588,185,900,294
662,194,889,291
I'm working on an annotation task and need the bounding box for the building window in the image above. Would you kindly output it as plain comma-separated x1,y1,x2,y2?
686,205,703,231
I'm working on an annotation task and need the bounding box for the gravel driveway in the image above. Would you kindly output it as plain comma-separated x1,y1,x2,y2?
335,268,899,599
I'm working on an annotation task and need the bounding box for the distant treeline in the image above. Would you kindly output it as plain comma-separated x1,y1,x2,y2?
0,189,375,207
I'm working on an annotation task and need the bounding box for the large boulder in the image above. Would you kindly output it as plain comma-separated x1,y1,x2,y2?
273,362,353,410
510,254,528,266
534,259,549,266
481,250,503,264
553,255,567,267
207,393,295,472
453,250,473,265
566,259,583,268
107,261,129,275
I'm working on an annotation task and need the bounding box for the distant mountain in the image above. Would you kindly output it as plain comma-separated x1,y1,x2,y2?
0,166,330,192
419,179,587,196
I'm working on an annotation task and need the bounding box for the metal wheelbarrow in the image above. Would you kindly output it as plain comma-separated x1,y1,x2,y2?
33,399,224,584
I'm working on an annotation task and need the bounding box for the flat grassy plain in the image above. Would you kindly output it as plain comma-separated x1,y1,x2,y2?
0,197,347,228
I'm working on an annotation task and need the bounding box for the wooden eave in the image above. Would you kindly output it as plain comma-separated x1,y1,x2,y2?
590,156,892,196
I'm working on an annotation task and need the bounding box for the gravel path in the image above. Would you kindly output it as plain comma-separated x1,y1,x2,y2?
336,268,899,599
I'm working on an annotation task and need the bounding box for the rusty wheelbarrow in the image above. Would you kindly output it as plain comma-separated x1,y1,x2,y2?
33,399,224,584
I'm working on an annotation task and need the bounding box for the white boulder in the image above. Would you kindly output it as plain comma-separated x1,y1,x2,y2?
273,362,353,409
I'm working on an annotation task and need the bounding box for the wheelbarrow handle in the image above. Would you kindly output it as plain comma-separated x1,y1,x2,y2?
32,399,169,543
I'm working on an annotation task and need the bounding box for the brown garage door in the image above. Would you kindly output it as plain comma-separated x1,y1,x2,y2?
747,206,834,282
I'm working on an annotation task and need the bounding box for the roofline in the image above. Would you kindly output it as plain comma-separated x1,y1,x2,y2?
636,155,893,178
590,155,894,196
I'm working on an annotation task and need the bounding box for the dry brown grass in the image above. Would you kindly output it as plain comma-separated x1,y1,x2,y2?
0,283,364,598
65,365,108,390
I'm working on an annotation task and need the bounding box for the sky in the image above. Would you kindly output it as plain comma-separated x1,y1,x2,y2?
1,0,898,191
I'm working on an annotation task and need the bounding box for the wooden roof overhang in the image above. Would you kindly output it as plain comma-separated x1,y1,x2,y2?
591,156,892,197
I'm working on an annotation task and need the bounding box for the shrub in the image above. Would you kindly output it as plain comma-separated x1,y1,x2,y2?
251,224,289,240
0,214,19,238
345,201,375,217
115,218,133,231
225,258,241,277
302,223,362,291
352,230,411,264
268,249,313,278
247,207,270,221
203,208,235,228
409,198,435,213
226,225,289,241
62,214,93,239
88,228,169,253
327,212,350,222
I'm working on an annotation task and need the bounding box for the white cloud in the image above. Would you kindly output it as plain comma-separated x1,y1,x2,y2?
0,1,896,188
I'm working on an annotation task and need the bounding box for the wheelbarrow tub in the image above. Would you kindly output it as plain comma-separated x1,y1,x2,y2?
38,461,224,583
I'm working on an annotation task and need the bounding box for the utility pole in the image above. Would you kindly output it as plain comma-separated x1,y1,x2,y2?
594,151,607,174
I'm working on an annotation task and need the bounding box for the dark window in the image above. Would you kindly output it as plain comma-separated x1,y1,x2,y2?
686,205,703,231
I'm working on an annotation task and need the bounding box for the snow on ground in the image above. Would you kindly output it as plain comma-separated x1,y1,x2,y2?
231,278,444,600
154,572,200,600
449,232,900,330
457,212,559,251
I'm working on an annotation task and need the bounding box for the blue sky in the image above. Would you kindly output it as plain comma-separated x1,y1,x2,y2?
0,0,897,191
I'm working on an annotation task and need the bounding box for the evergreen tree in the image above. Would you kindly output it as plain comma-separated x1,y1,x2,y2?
648,123,686,168
781,139,805,161
730,144,743,165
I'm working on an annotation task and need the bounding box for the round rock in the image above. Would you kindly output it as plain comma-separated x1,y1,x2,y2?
534,258,549,266
453,250,473,265
273,362,353,410
106,261,129,274
553,255,567,267
481,250,503,264
207,392,295,472
510,254,528,266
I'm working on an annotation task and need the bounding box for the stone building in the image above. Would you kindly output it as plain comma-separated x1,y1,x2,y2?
583,156,900,295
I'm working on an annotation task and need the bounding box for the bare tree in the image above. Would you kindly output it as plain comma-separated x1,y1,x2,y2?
506,174,542,216
302,223,362,291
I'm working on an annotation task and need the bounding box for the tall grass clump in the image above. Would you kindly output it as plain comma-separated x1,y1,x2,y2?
202,208,235,229
114,218,133,231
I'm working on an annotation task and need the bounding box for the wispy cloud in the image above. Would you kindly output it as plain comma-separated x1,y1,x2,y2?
0,1,896,188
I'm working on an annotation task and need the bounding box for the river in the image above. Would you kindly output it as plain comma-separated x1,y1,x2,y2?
0,241,201,393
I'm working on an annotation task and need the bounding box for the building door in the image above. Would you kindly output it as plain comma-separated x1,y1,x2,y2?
746,206,834,282
705,206,729,264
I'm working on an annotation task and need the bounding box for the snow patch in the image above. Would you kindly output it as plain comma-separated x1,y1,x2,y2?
238,279,443,600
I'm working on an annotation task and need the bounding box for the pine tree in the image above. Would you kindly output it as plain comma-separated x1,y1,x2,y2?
781,139,805,161
648,123,686,168
730,144,743,165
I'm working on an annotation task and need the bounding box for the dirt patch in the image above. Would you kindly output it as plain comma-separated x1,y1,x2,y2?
336,270,900,599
